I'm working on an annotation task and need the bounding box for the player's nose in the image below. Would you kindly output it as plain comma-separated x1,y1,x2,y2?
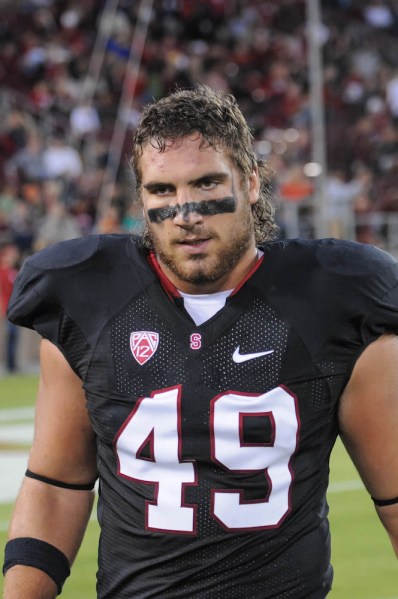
173,191,204,227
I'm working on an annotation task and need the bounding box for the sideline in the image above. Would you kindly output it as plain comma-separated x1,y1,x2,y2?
0,407,34,503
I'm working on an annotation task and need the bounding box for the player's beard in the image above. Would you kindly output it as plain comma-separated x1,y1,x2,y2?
146,201,255,287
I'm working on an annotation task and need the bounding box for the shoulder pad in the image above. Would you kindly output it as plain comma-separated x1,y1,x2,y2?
315,239,397,277
26,235,101,271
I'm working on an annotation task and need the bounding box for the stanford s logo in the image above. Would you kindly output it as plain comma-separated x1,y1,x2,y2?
130,331,159,365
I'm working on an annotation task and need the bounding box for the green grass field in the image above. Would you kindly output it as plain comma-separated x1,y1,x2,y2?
0,374,397,598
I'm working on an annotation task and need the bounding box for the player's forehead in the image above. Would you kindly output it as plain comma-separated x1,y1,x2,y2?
139,134,234,180
141,132,224,158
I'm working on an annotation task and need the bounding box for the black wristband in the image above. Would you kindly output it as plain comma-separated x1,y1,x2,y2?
371,495,398,507
3,537,70,595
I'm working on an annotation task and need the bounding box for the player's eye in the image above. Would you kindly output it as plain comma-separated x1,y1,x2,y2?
198,179,218,190
152,185,174,196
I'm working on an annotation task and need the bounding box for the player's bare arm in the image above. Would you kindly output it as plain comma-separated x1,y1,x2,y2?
3,340,98,598
338,333,398,557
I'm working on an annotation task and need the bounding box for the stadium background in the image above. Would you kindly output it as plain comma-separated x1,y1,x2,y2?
1,0,398,370
0,1,398,596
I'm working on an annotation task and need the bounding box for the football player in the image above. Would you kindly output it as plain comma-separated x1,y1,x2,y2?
3,85,398,598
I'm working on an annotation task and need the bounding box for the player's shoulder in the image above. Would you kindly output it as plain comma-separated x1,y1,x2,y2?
262,237,398,279
7,234,150,330
314,237,396,275
255,238,398,354
10,233,148,308
255,238,398,314
23,233,142,272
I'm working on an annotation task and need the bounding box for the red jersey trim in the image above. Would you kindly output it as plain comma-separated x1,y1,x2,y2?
230,254,264,296
147,252,181,299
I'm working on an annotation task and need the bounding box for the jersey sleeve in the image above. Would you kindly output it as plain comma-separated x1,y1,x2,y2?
313,240,398,344
361,278,398,342
7,236,100,376
350,245,398,343
8,258,62,340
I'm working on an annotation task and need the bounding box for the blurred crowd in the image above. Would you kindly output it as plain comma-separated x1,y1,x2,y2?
0,0,398,267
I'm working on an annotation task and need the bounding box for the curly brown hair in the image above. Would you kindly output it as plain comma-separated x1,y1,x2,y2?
131,84,278,244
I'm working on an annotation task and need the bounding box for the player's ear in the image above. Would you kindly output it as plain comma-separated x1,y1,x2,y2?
248,167,260,205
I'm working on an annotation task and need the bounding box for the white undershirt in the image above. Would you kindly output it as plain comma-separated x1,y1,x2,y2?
179,289,233,325
178,250,264,326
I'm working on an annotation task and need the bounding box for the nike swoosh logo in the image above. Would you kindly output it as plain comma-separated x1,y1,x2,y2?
232,346,274,363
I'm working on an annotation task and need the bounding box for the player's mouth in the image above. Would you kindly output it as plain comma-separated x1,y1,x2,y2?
176,237,212,254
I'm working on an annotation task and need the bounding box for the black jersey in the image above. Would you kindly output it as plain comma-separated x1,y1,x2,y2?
8,235,398,599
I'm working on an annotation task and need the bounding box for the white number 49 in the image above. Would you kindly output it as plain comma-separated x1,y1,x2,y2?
114,385,299,534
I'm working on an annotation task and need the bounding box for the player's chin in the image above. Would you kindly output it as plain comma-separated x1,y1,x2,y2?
183,258,227,283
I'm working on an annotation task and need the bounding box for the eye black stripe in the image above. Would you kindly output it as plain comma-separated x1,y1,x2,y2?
147,196,236,223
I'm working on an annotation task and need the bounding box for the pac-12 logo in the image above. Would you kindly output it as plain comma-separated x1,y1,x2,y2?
130,331,159,365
